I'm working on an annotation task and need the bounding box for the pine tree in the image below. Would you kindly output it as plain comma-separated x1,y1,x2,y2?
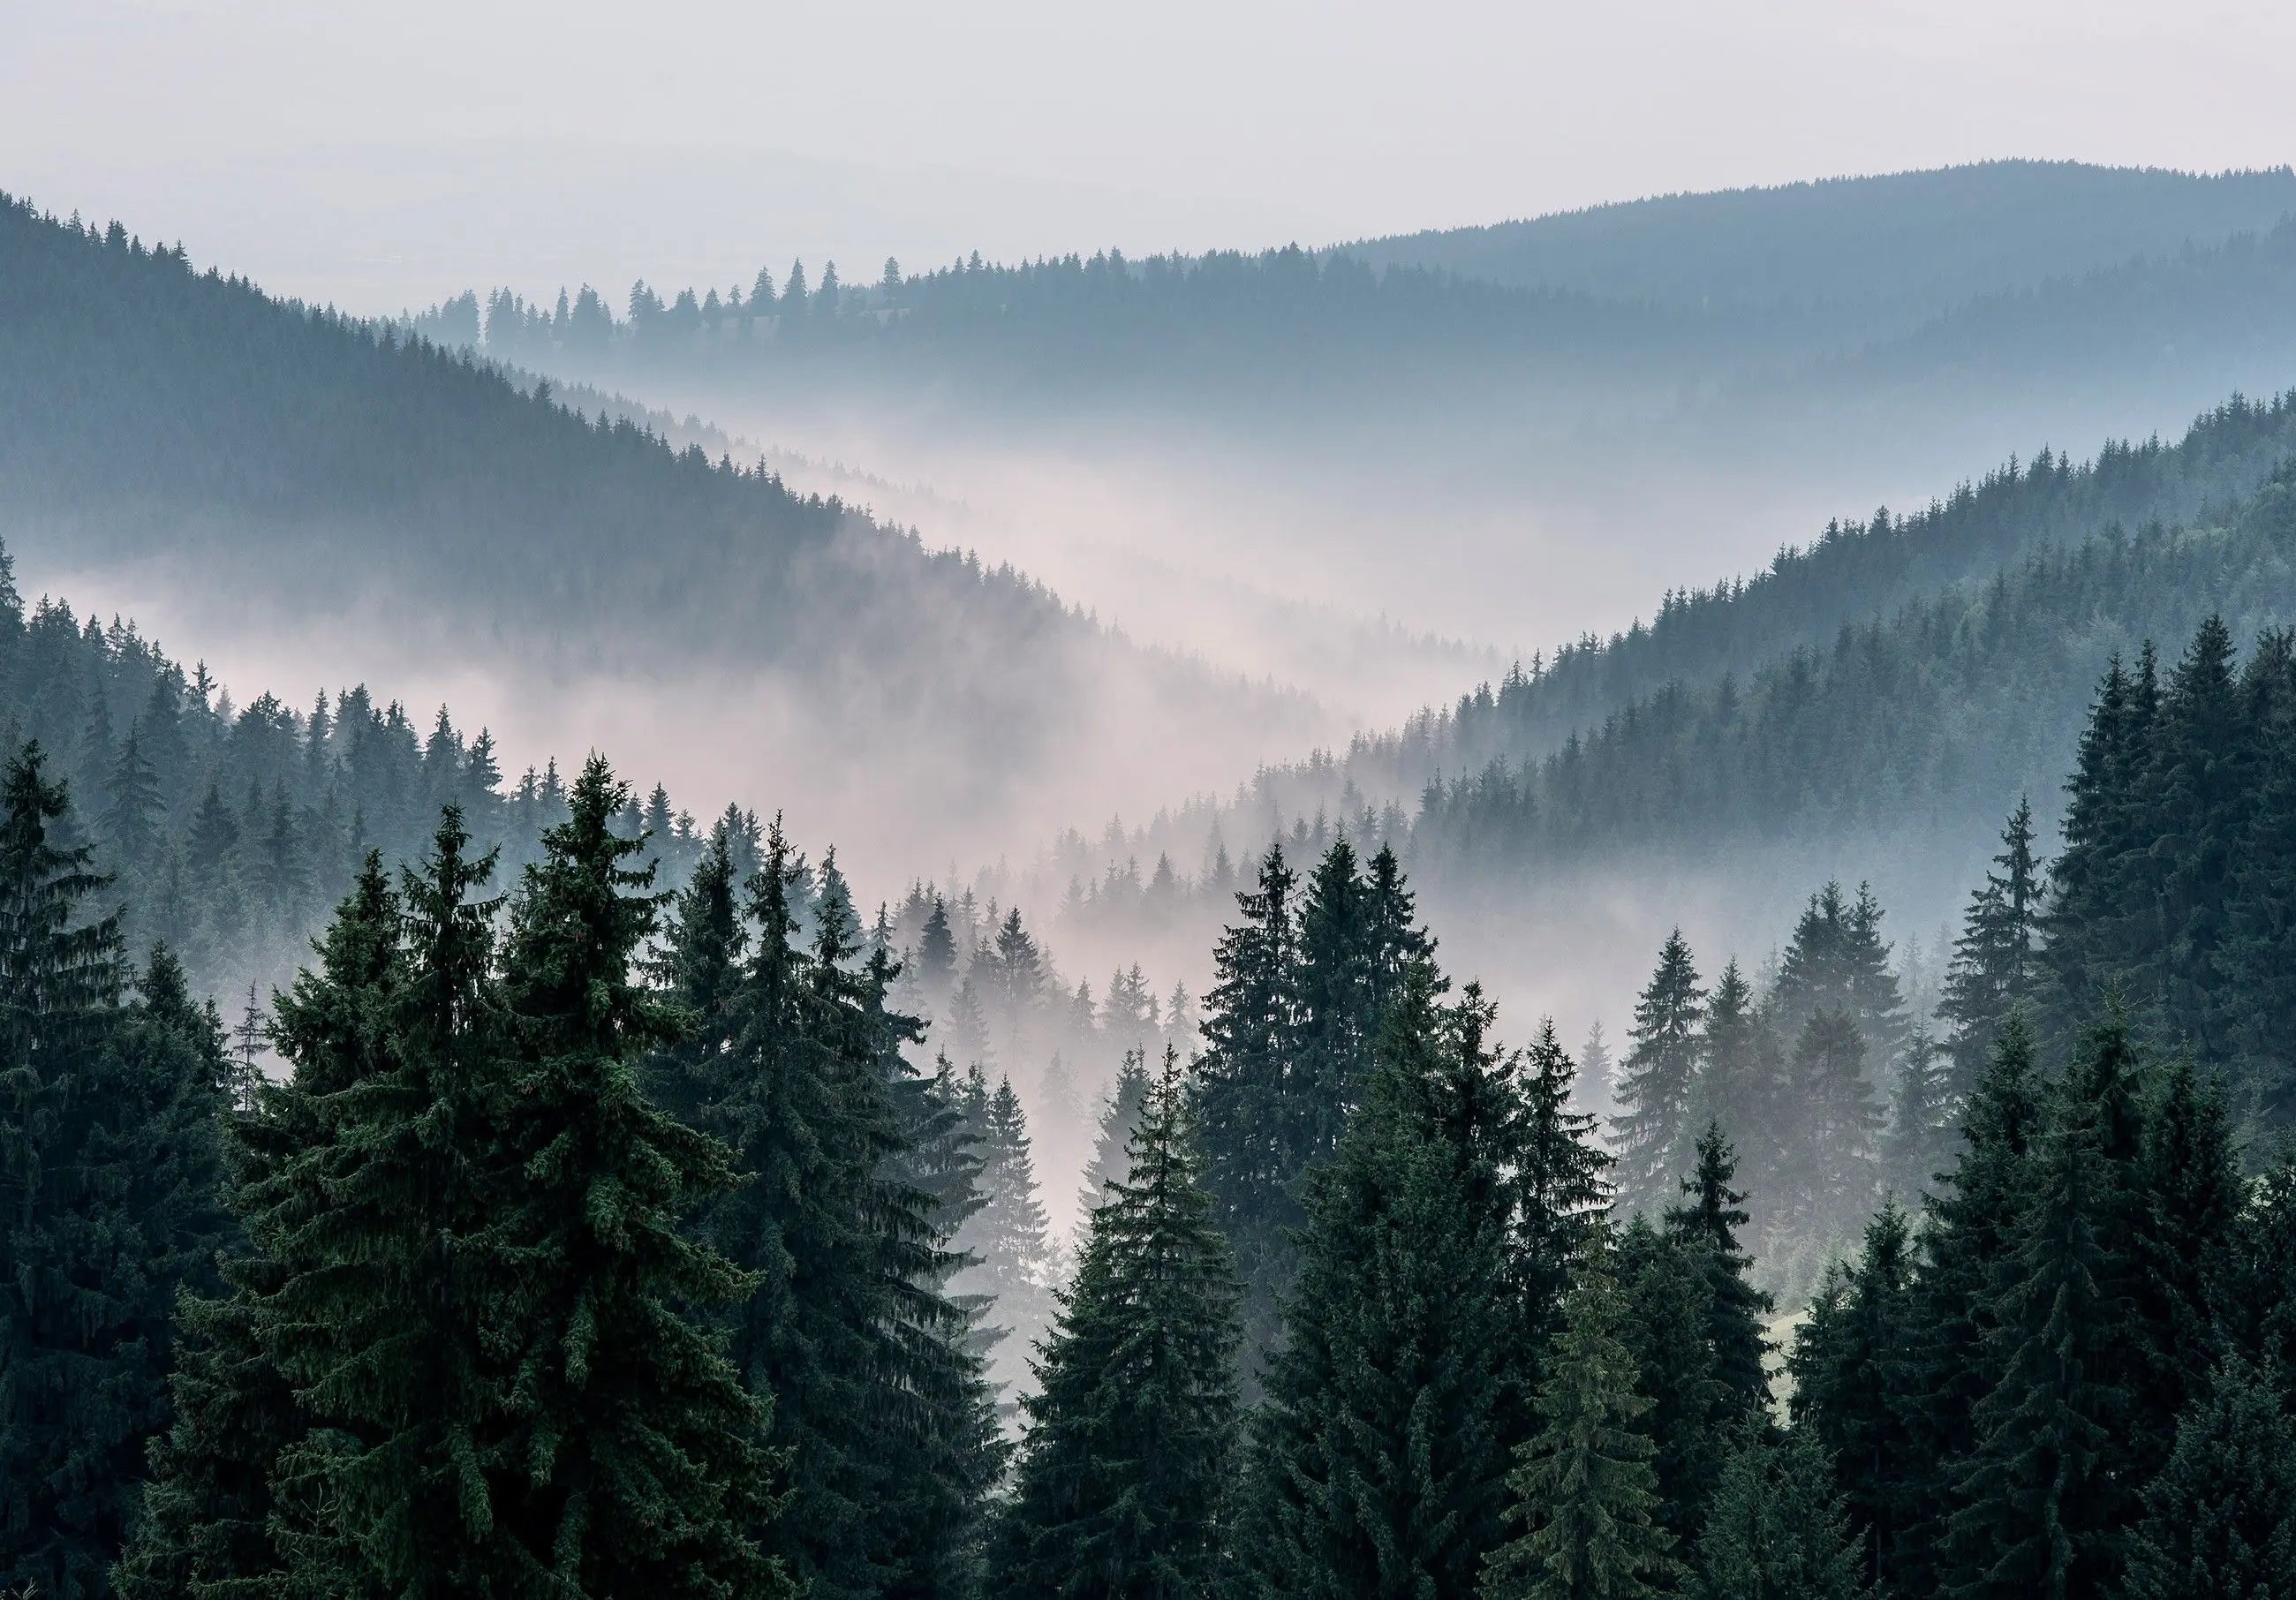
1612,929,1704,1217
1243,961,1519,1598
1773,1009,1882,1252
991,1053,1242,1599
703,818,993,1600
0,745,227,1600
487,757,785,1596
646,826,748,1123
1615,1215,1726,1546
1483,1242,1680,1600
2120,1355,2296,1600
1191,843,1301,1383
1575,1018,1612,1120
1944,1012,2151,1600
1691,1428,1868,1600
1080,1047,1151,1215
116,857,405,1600
1894,1014,2043,1597
1514,1019,1613,1359
1937,800,2043,1107
1663,1123,1773,1428
1695,959,1779,1217
261,808,524,1597
1883,1025,1954,1204
955,1075,1059,1409
1787,1204,1918,1595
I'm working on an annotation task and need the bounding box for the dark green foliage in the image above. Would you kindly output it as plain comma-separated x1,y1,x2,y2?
1663,1124,1773,1429
2120,1355,2296,1600
0,745,229,1599
1242,961,1520,1598
1893,1015,2043,1595
992,1053,1242,1600
487,758,784,1597
1943,1014,2153,1600
1937,801,2043,1107
1692,1427,1869,1600
1615,1217,1726,1547
1514,1019,1614,1359
1484,1244,1679,1600
1612,929,1703,1216
1192,843,1301,1378
690,819,996,1600
1788,1204,1920,1595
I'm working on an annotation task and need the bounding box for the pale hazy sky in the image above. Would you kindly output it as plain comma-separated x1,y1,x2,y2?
8,0,2294,308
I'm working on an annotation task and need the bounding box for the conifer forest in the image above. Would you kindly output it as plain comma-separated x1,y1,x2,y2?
9,12,2296,1597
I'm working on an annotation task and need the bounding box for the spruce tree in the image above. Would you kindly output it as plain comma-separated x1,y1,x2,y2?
1612,929,1704,1217
991,1052,1242,1600
1692,1428,1868,1600
1774,1009,1882,1253
646,825,747,1122
1937,800,2043,1106
1663,1123,1773,1428
1191,843,1301,1383
1695,960,1778,1220
487,757,784,1597
1614,1215,1725,1546
1080,1047,1151,1215
0,745,227,1599
2120,1355,2296,1600
1787,1204,1918,1596
1944,1012,2151,1600
1483,1242,1679,1600
1514,1019,1613,1359
118,855,407,1598
1243,960,1519,1598
955,1075,1059,1410
261,809,525,1598
703,819,994,1600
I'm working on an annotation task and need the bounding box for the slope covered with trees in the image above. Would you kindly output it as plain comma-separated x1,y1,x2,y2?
1336,160,2296,334
0,192,1318,879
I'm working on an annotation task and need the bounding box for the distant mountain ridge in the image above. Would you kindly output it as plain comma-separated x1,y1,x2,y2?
1330,161,2296,337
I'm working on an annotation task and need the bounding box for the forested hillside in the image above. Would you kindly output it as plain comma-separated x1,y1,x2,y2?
1337,159,2296,333
0,194,1320,877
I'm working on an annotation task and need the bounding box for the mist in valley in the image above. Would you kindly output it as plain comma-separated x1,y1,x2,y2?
12,12,2296,1596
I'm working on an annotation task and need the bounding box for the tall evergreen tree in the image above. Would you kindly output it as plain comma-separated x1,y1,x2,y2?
955,1075,1059,1410
1080,1048,1152,1216
1243,960,1519,1599
1191,843,1301,1384
1612,929,1704,1217
991,1053,1242,1600
1614,1215,1726,1547
1663,1123,1773,1428
1513,1019,1613,1359
2120,1355,2296,1600
487,757,785,1597
1788,1204,1919,1596
1692,1428,1868,1600
0,745,227,1600
1893,1015,2043,1596
700,818,994,1600
116,856,405,1600
1937,800,2044,1106
1944,1012,2151,1600
260,808,524,1598
1483,1242,1679,1600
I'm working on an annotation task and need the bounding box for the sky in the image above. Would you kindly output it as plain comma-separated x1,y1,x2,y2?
8,0,2295,313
